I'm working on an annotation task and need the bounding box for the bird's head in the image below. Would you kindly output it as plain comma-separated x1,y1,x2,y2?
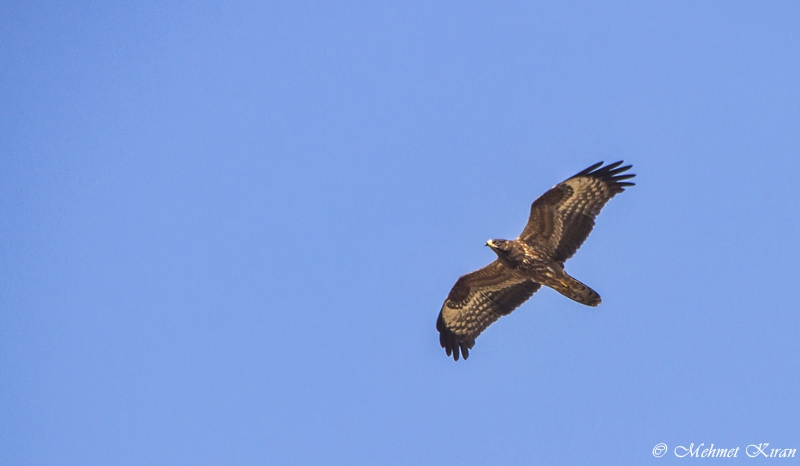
486,239,514,254
486,239,505,251
486,239,524,265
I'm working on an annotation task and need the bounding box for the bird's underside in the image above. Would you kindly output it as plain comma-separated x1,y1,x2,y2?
436,161,635,361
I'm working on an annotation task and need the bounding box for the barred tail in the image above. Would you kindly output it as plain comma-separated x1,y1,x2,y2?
553,274,601,307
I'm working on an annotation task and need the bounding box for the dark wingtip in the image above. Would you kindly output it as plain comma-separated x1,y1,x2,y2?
436,309,472,361
599,160,624,173
575,161,604,176
460,344,470,360
574,160,636,192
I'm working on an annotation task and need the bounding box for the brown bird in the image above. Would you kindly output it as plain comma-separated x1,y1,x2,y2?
436,161,635,360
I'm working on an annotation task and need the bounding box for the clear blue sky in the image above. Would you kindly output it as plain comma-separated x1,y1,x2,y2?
2,2,799,464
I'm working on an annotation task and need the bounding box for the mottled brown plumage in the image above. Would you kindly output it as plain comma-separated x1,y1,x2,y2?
436,161,635,360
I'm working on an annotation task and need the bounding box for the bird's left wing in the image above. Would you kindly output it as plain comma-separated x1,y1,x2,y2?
437,261,541,361
519,161,635,263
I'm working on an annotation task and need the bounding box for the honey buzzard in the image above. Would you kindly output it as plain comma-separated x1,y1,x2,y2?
436,161,635,360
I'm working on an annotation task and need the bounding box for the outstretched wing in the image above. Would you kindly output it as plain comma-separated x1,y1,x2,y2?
437,261,541,361
519,161,635,263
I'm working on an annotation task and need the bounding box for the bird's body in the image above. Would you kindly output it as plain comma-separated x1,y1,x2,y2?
436,161,635,360
486,238,601,307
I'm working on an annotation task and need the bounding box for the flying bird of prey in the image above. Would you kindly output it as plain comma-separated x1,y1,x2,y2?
436,161,635,361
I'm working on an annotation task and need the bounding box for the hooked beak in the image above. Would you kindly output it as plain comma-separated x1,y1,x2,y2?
485,239,497,249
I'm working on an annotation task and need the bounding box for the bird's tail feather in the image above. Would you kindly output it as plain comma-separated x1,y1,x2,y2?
552,274,601,307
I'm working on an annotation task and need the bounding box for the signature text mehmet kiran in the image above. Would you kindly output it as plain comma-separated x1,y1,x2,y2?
674,443,796,458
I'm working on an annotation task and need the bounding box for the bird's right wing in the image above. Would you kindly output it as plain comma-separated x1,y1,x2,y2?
436,261,541,361
519,161,635,263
